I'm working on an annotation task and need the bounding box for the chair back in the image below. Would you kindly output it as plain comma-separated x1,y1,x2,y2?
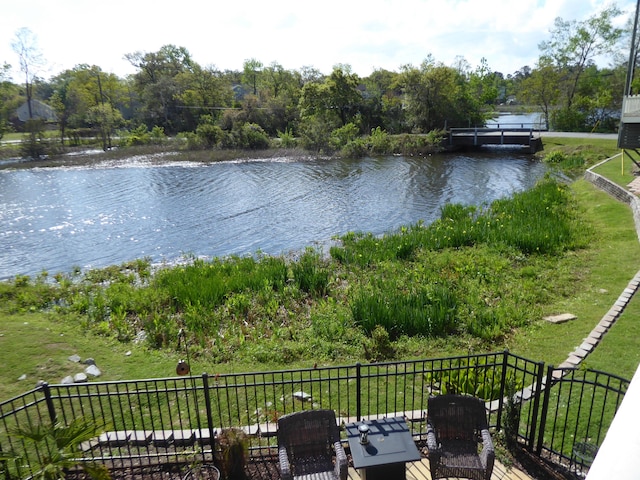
277,409,339,461
428,394,488,442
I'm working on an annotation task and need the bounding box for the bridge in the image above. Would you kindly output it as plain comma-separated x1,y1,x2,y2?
448,124,544,153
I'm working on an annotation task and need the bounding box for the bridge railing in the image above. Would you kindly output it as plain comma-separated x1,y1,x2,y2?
484,122,547,130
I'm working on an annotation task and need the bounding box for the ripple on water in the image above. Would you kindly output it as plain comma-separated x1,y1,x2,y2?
0,152,546,279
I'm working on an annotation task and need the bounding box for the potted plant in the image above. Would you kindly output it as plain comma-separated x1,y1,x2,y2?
215,428,248,480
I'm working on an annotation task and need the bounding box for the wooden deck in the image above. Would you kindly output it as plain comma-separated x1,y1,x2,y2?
346,457,534,480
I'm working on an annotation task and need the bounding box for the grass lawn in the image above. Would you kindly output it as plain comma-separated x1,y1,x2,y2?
506,178,640,375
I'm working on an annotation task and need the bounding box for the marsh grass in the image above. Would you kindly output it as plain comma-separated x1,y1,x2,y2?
0,177,595,370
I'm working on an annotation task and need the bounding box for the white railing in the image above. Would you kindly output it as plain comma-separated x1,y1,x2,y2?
622,95,640,115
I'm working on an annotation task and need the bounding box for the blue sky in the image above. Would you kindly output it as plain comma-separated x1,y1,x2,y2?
0,0,636,81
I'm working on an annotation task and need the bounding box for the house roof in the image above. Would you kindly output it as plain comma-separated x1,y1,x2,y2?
16,99,57,122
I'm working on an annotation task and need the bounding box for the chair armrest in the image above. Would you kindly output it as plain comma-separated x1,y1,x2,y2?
278,445,292,480
426,422,439,453
479,429,495,474
334,440,348,480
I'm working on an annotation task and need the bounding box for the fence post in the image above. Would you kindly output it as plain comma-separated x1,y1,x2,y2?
496,350,510,431
41,382,57,424
202,373,216,458
536,365,555,455
356,363,362,421
526,361,546,452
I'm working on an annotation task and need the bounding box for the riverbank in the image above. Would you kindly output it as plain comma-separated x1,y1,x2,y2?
0,144,315,170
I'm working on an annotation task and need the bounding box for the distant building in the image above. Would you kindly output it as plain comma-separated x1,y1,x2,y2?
16,99,57,122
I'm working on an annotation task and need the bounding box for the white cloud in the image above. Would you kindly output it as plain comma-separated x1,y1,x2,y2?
0,0,637,81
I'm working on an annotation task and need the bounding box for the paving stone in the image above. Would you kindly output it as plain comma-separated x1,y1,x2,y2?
566,354,582,366
579,341,595,352
543,313,577,324
573,348,589,358
584,335,600,346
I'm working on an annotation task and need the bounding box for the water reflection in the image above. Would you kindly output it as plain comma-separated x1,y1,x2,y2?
0,152,546,279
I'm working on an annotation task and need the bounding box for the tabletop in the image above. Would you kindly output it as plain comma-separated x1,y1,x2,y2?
345,416,421,469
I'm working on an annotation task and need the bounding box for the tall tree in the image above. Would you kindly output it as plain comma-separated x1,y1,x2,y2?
400,61,483,132
125,45,194,133
242,58,263,96
539,4,624,108
325,64,361,126
518,57,561,129
11,27,45,120
175,64,233,130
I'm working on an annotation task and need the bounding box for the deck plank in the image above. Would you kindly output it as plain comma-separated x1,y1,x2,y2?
346,458,534,480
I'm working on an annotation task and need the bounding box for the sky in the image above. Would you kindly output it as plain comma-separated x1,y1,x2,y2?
0,0,637,82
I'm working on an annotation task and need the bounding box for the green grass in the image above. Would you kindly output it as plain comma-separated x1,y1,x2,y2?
590,151,635,188
506,178,640,372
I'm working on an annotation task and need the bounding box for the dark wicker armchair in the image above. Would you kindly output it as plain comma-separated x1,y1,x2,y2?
277,409,348,480
427,394,495,480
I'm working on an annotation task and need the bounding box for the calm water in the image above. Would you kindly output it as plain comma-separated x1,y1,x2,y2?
0,151,546,279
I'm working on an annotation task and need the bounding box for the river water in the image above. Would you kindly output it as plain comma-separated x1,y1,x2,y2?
0,151,546,279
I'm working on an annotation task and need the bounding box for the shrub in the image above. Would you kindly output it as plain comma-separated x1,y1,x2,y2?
233,123,271,149
369,126,390,154
277,128,297,148
329,122,359,149
363,325,395,361
216,428,248,480
291,248,330,297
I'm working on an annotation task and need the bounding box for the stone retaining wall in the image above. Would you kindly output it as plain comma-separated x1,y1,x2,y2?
585,157,640,241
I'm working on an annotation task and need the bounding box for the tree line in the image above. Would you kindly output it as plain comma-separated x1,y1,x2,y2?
0,4,634,155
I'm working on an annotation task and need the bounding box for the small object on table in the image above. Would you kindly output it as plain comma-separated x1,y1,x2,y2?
358,423,370,444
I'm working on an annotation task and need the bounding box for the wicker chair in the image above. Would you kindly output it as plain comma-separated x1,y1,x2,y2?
277,409,348,480
426,394,495,480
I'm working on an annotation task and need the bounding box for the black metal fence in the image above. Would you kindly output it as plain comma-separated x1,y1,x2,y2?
0,351,629,479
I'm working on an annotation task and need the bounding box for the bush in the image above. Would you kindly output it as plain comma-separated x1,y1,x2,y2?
329,123,359,149
291,248,330,297
196,122,224,148
277,128,297,148
369,126,390,153
216,428,248,480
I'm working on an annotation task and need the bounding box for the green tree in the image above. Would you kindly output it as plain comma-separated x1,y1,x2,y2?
539,4,624,109
325,64,361,126
0,62,15,139
242,58,263,96
468,57,501,105
125,45,194,133
49,65,128,144
400,60,483,132
87,103,124,150
361,68,404,133
518,57,561,129
175,64,233,130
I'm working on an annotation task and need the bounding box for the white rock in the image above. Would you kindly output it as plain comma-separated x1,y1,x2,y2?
85,365,102,377
74,373,88,383
68,354,81,363
293,391,312,402
125,351,132,356
61,375,74,384
18,374,27,381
